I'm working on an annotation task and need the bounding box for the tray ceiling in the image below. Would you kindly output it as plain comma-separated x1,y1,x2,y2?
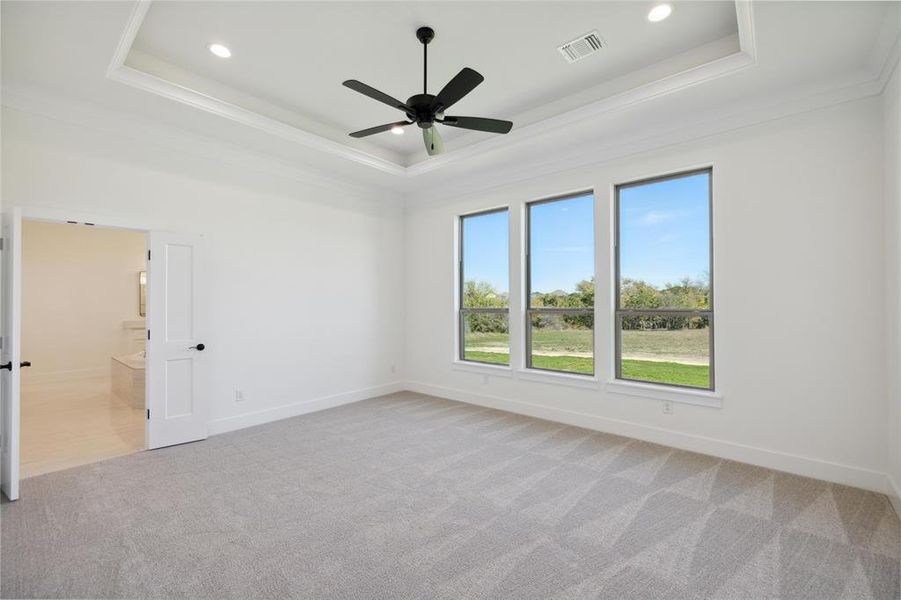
3,1,896,191
124,1,741,167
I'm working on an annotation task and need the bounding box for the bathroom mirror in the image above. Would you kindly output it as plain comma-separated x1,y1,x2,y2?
139,271,146,317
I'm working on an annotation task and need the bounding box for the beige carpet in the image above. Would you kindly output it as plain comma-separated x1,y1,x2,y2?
2,391,898,599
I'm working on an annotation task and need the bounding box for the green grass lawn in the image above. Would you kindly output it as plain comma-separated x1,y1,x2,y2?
463,329,593,352
464,327,710,386
463,350,510,365
463,351,709,387
620,359,709,388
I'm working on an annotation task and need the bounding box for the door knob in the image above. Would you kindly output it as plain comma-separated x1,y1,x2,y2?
189,343,205,351
0,361,30,370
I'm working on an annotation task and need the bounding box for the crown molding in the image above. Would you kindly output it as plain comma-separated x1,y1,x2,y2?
105,0,151,78
873,10,901,94
4,51,889,211
106,0,759,180
404,69,888,209
0,82,402,207
33,0,895,200
106,1,406,177
108,64,408,177
404,45,756,178
402,1,759,177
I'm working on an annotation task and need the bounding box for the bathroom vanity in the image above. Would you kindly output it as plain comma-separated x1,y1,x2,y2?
111,319,147,409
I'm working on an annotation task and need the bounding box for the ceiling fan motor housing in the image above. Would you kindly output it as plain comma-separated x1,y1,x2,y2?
407,93,438,127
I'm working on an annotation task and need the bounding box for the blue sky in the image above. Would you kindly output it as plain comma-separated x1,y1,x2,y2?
529,194,594,293
462,210,509,295
619,172,710,288
462,172,709,293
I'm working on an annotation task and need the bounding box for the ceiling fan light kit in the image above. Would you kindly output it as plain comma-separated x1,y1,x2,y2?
343,26,513,156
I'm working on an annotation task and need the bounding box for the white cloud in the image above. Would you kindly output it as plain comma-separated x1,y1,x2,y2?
541,246,591,253
639,210,686,226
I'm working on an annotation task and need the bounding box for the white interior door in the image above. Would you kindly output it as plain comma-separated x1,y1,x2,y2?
147,231,208,449
1,209,22,500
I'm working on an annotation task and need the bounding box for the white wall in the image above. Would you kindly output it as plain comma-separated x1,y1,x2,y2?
2,106,405,432
2,78,896,495
405,97,889,491
21,220,146,382
885,59,901,502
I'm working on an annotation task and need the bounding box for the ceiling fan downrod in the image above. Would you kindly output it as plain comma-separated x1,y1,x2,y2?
416,26,434,95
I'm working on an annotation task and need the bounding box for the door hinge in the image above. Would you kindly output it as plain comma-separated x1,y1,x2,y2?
147,329,150,340
146,409,150,420
0,238,4,251
147,250,151,260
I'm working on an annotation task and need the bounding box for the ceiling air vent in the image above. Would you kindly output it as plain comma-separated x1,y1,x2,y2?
558,31,605,64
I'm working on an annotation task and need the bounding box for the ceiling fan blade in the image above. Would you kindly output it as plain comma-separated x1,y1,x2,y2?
432,68,484,111
342,80,412,113
423,126,444,156
349,121,412,138
442,116,513,134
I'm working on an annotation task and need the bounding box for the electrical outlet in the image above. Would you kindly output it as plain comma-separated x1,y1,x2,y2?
482,374,489,385
390,364,397,374
235,390,246,403
663,401,673,415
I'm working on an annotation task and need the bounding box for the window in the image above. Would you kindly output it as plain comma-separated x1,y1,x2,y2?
526,193,595,375
459,209,509,365
615,169,713,389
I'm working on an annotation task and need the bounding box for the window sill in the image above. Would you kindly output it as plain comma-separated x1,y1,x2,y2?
452,360,514,378
517,368,601,389
606,380,723,408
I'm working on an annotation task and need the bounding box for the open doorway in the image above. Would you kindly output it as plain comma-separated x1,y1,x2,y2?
2,207,207,499
20,219,147,478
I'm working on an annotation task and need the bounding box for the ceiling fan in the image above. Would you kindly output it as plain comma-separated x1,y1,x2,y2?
343,26,513,156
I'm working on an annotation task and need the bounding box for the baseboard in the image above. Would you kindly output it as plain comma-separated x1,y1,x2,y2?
208,381,405,436
22,367,108,386
887,475,901,518
405,381,892,495
203,378,892,496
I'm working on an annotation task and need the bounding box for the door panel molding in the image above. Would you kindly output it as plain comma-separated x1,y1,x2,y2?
147,231,208,449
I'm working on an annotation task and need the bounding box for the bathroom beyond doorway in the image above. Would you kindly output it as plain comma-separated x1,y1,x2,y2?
20,220,147,478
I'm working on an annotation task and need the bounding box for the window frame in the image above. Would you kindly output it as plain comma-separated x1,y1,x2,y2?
458,207,510,366
614,167,715,391
525,193,596,376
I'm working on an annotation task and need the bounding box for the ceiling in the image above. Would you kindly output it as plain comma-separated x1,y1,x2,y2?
127,1,740,164
1,1,899,199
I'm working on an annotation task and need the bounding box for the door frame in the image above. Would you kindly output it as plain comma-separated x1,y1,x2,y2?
2,205,154,500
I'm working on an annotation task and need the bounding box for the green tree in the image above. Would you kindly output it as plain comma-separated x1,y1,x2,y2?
463,280,508,333
620,276,709,330
563,278,594,328
621,278,662,309
463,280,507,308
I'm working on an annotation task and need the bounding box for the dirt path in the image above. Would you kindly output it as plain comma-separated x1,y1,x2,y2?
467,347,708,365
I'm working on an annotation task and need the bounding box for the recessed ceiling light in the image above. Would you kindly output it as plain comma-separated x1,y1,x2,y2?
647,3,673,22
208,43,232,58
390,125,405,135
